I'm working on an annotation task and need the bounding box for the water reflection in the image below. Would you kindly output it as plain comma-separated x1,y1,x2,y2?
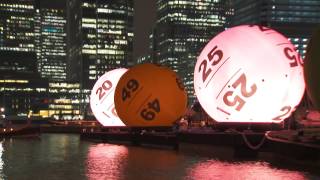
122,146,182,179
0,134,318,179
86,144,128,180
0,140,4,180
86,144,184,180
85,143,319,180
186,160,309,180
1,134,89,179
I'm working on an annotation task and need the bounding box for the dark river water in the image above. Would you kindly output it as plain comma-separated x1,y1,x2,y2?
0,133,319,180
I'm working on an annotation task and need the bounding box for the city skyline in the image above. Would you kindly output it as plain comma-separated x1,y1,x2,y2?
1,0,319,120
0,1,319,179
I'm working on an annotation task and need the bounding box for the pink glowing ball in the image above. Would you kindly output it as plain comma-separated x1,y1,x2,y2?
90,68,127,126
194,25,305,123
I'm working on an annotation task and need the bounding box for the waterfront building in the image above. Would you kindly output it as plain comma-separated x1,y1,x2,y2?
154,0,233,103
48,82,82,120
232,0,320,59
0,72,49,120
0,0,134,120
34,1,83,120
0,0,50,119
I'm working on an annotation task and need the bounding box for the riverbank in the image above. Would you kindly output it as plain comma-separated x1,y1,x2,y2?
2,133,319,179
5,121,320,168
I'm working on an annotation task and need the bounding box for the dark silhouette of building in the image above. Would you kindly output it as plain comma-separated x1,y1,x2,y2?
66,0,82,82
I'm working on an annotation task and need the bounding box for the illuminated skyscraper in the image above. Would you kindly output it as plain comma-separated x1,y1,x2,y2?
0,0,36,73
232,0,320,59
34,0,82,120
154,0,233,103
0,0,49,119
81,0,134,89
36,8,67,81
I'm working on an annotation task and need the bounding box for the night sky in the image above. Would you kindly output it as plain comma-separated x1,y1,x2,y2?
133,0,156,60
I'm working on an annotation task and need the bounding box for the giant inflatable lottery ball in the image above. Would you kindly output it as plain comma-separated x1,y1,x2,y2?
114,63,187,127
304,28,320,110
194,25,305,123
90,68,127,126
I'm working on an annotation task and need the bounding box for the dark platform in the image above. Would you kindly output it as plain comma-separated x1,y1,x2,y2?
0,126,40,137
265,131,320,161
80,128,266,156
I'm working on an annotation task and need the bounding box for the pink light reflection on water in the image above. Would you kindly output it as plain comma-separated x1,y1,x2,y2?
86,144,128,180
186,160,308,180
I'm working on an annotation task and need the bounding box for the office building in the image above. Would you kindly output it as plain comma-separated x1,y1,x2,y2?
154,0,233,103
0,0,50,119
0,0,36,72
81,0,134,89
48,82,82,120
35,8,68,81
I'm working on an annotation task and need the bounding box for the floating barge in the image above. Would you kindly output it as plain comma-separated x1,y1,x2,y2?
265,130,320,161
80,127,267,157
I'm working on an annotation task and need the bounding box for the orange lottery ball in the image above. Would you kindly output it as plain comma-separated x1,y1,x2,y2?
114,63,187,127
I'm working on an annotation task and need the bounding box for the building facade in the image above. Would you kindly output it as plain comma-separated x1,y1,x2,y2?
34,1,83,120
48,82,81,120
154,0,233,103
0,0,135,120
66,0,82,82
0,0,36,72
0,0,50,120
0,73,49,120
232,0,320,59
35,8,68,81
81,0,133,89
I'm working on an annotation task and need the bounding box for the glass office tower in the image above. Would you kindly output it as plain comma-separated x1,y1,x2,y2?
81,0,133,89
36,8,67,81
154,0,233,103
0,0,49,119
